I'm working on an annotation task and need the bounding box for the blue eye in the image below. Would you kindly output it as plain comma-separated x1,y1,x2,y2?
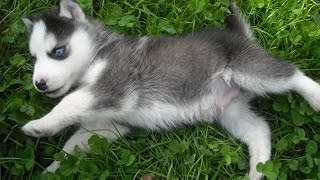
54,47,65,57
48,46,68,60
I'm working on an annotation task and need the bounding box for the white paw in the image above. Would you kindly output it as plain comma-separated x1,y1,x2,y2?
22,119,56,137
249,170,264,180
43,161,60,174
294,73,320,111
307,96,320,112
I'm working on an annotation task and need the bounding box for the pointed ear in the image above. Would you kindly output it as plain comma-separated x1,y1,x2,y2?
22,16,34,33
59,0,86,21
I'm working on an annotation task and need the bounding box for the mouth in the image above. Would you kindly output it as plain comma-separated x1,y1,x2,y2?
45,86,63,96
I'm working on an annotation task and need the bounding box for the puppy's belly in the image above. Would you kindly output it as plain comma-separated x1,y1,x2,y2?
117,87,241,130
219,87,240,113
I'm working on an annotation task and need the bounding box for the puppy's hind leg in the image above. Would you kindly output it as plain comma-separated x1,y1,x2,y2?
44,121,130,173
219,97,271,180
290,71,320,111
228,51,320,111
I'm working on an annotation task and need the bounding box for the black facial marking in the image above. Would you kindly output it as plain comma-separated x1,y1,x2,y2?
40,10,76,42
37,11,76,60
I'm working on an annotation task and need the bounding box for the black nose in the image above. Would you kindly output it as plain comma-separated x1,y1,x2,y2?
35,79,48,91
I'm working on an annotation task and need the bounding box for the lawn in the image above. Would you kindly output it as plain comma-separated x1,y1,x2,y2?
1,0,320,179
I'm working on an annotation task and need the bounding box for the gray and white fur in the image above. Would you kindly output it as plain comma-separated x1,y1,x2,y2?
21,1,320,179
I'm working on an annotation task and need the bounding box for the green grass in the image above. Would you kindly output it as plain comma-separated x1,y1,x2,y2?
1,0,320,179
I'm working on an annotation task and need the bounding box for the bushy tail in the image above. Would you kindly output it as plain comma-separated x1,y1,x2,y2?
226,3,254,40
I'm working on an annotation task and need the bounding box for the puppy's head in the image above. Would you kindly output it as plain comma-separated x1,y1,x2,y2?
22,0,93,97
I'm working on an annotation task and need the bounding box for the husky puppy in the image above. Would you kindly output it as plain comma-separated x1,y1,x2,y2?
21,0,320,179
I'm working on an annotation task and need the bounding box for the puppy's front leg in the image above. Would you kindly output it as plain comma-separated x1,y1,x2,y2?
45,121,130,173
22,89,94,137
